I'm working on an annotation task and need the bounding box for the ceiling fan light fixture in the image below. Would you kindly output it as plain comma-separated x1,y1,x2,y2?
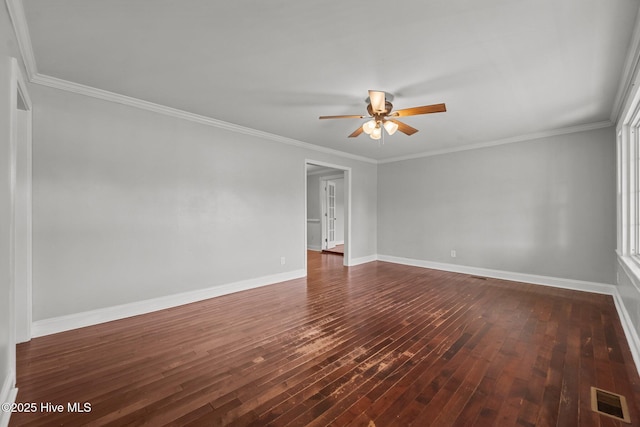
383,120,398,135
362,119,376,135
319,90,446,140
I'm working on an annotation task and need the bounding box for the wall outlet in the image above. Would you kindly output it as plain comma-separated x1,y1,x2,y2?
450,250,456,258
280,256,286,265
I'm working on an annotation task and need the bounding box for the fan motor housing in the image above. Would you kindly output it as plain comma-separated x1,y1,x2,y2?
367,101,393,116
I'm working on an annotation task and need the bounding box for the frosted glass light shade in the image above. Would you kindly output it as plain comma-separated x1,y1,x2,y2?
371,126,382,140
383,120,398,135
362,120,376,135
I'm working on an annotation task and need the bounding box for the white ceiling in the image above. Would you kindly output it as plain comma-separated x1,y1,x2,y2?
19,0,640,161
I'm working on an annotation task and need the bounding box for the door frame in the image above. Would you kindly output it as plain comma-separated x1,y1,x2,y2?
10,57,32,348
304,160,352,272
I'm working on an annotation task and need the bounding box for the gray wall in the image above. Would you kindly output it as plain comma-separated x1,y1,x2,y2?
306,173,322,250
306,174,321,221
31,84,377,321
378,126,616,284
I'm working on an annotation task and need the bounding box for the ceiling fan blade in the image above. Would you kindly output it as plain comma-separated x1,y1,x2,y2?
348,126,364,138
319,114,366,119
391,103,446,117
389,119,418,136
369,90,386,114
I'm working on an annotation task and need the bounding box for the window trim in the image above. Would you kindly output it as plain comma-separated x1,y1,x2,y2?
618,84,640,269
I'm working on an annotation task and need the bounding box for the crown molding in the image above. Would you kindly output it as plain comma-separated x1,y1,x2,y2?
611,5,640,124
378,120,614,164
29,72,618,166
4,0,623,165
31,73,378,164
5,0,37,79
4,0,377,165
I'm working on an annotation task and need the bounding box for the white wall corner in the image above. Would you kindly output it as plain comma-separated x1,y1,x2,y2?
0,371,17,427
31,269,306,337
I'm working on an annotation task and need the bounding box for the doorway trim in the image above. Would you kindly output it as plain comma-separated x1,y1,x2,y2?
304,160,352,272
10,56,33,349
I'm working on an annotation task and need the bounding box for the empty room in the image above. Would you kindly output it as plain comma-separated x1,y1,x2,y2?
2,0,640,426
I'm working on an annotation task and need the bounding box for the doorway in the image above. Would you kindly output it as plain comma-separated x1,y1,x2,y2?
305,160,351,271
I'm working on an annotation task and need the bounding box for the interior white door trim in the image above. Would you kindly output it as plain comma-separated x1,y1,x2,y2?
10,57,33,347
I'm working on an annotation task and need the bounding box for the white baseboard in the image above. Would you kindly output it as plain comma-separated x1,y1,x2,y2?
347,254,378,266
0,371,17,427
307,245,322,252
32,269,306,337
26,253,640,377
377,254,615,294
614,255,640,375
612,289,640,376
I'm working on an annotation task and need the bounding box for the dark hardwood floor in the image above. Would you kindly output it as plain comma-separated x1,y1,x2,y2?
322,244,344,256
10,251,640,426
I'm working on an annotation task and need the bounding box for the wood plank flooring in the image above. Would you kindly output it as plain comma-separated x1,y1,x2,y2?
322,244,344,256
10,251,640,426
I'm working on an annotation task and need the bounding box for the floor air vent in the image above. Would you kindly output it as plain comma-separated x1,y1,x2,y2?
590,386,630,423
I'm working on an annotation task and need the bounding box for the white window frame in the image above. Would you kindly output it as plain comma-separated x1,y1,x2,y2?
618,86,640,266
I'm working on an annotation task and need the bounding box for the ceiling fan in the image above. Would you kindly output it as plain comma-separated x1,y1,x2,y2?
319,90,446,140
